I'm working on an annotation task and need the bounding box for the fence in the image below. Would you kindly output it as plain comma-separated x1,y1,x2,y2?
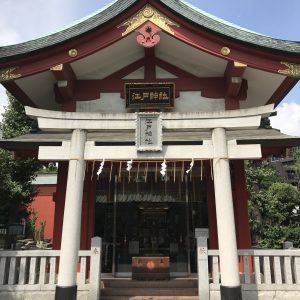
197,237,300,300
0,236,101,300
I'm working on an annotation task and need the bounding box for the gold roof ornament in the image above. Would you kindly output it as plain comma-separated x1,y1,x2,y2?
68,49,78,58
50,64,64,71
118,4,179,36
221,47,231,56
278,62,300,78
0,67,21,82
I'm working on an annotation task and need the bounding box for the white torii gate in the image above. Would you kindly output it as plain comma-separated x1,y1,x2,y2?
26,105,274,300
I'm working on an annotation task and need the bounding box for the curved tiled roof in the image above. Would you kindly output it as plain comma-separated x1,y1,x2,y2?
0,0,300,60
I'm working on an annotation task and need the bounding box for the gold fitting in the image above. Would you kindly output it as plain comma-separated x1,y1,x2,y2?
221,47,231,56
50,64,63,71
68,49,78,58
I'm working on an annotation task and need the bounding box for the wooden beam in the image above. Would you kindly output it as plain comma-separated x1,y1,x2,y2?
51,64,77,102
224,61,247,98
144,47,156,81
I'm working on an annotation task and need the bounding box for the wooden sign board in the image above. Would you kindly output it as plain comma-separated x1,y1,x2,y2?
136,112,162,152
125,83,174,108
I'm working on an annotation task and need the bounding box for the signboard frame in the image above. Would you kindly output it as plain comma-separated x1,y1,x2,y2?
125,82,175,109
136,112,162,152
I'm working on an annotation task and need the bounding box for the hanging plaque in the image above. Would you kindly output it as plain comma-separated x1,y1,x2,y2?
136,112,162,152
126,83,174,108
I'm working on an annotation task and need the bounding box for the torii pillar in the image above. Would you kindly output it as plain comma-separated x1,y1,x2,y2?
55,129,87,299
25,105,274,300
212,128,241,299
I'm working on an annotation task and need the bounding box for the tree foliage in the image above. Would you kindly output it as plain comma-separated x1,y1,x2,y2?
1,92,33,139
246,161,300,248
0,92,40,225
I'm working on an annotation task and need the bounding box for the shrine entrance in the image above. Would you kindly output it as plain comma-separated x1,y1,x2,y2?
94,166,208,277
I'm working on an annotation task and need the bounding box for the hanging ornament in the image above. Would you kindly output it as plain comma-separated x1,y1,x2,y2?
126,159,133,171
127,159,133,182
186,158,194,174
97,159,105,178
160,159,167,177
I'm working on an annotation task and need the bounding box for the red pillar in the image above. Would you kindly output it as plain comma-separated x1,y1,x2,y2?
205,161,218,249
231,160,252,249
80,162,97,250
52,162,68,250
52,161,97,251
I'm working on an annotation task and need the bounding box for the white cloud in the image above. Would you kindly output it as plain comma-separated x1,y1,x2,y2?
271,102,300,136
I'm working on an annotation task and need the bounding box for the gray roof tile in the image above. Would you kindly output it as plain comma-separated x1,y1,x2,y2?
0,0,299,61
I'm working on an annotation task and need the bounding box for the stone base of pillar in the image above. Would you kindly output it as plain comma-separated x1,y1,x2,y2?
55,285,77,300
220,285,242,300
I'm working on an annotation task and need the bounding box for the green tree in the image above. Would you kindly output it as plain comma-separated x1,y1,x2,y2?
0,92,40,226
246,161,300,248
1,92,33,139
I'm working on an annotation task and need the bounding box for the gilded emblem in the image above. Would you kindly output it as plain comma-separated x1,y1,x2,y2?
0,67,21,82
68,49,78,58
118,4,179,36
50,64,64,71
278,62,300,78
221,47,231,56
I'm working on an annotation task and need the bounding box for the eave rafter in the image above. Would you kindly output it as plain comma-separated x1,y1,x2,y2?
50,63,77,103
224,61,247,99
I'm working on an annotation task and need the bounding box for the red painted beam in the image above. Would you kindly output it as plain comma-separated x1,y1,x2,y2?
144,47,156,81
224,61,247,97
73,77,226,101
267,77,299,107
51,64,77,103
2,81,37,107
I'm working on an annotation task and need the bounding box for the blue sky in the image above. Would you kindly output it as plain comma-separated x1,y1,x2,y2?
0,0,300,134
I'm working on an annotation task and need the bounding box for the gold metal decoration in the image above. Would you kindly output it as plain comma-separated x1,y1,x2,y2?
278,62,300,78
68,49,78,57
50,64,63,71
0,67,21,82
118,4,179,36
234,61,247,68
221,47,231,56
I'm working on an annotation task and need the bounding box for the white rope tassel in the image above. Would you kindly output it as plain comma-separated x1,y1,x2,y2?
97,159,105,179
160,159,167,177
127,159,133,183
186,158,194,174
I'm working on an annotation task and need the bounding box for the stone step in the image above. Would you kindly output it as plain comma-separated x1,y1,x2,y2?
102,279,198,289
101,288,198,297
101,297,199,300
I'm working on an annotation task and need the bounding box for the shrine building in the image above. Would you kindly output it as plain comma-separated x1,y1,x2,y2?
0,1,300,300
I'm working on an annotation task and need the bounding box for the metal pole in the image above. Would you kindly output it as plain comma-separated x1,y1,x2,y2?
112,175,117,276
185,175,191,274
